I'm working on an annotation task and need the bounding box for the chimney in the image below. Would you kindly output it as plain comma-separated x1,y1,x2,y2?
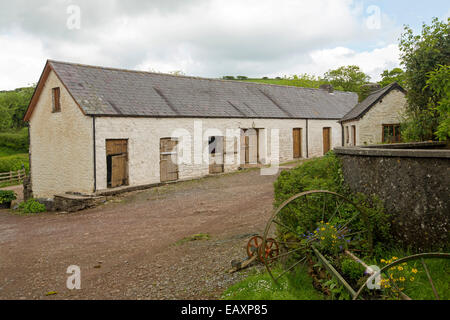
319,84,334,93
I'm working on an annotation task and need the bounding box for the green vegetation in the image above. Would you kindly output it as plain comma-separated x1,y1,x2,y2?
399,17,450,142
222,153,404,301
175,233,211,246
17,199,46,214
379,68,406,88
0,190,17,204
0,87,32,177
0,87,34,132
324,65,371,96
0,154,29,173
235,74,329,90
0,128,29,153
340,258,366,282
222,265,323,300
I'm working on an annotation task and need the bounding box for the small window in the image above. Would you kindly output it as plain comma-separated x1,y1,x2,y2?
52,87,61,112
383,124,401,143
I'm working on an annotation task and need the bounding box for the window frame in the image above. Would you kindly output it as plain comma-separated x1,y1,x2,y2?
52,87,61,113
382,124,401,143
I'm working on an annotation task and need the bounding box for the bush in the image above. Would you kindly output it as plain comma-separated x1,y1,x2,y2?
274,152,345,207
0,128,29,152
18,199,46,214
273,152,393,253
0,190,16,204
0,154,29,173
340,258,366,282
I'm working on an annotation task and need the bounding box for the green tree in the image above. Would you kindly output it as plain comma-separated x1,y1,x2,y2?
399,17,450,141
425,65,450,141
379,68,406,88
0,86,34,131
324,65,370,93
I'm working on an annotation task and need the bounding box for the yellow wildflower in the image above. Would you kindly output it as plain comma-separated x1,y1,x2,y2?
399,277,406,282
412,268,418,274
410,277,415,282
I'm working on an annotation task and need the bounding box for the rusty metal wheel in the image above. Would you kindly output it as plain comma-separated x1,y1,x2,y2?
247,236,263,259
354,252,450,300
247,236,280,262
260,238,280,263
262,190,371,284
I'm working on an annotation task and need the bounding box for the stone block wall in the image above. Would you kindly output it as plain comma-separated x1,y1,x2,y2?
335,145,450,250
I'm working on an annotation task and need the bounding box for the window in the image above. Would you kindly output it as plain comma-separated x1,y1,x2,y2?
383,124,401,143
52,87,61,112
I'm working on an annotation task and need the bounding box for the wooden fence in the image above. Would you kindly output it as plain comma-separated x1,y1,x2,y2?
0,167,27,183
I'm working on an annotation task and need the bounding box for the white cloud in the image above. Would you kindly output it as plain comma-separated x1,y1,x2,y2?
0,0,404,89
308,44,401,81
0,31,47,89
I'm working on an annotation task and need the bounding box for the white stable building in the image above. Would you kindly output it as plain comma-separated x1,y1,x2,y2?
24,60,406,198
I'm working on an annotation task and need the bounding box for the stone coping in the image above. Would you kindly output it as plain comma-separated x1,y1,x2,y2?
334,146,450,158
361,141,447,149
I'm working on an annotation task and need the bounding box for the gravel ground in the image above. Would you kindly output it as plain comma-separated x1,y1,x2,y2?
0,166,300,300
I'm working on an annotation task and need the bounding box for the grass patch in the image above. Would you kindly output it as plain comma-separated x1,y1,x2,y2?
175,233,211,246
222,265,324,300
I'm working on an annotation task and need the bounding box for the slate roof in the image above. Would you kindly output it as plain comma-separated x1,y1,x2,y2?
340,82,406,122
47,60,358,119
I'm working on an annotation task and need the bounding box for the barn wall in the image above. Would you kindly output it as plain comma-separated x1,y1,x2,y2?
29,71,94,198
344,89,407,146
308,119,343,157
94,118,343,190
343,120,359,146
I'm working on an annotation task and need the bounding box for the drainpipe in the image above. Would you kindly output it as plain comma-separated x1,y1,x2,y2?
93,116,97,193
340,121,344,147
306,119,309,158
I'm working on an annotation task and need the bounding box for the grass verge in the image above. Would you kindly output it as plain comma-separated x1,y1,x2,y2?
222,265,324,300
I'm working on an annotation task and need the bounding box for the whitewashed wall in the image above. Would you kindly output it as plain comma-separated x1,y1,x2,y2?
94,117,343,190
307,119,343,157
29,71,94,198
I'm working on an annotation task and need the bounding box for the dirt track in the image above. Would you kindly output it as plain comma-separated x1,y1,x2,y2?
0,167,295,300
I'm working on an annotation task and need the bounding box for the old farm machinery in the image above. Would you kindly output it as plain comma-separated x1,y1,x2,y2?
236,190,450,300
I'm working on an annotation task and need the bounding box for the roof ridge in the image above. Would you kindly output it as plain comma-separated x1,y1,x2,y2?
47,59,356,95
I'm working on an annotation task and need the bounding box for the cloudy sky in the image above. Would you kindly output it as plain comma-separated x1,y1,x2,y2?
0,0,448,90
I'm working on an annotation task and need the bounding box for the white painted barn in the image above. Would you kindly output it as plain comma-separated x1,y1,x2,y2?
24,60,405,199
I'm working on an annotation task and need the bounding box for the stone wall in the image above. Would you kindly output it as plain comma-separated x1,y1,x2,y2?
335,144,449,250
342,89,407,146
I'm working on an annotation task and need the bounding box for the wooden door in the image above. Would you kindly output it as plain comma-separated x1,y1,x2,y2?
106,139,128,188
352,126,356,146
111,154,127,188
245,135,250,164
160,138,179,182
293,128,302,159
323,128,331,155
209,136,224,174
